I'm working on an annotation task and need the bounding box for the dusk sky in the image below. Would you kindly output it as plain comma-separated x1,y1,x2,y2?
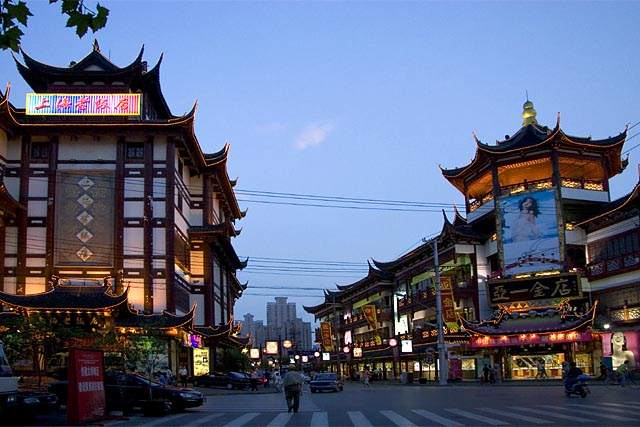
2,1,639,324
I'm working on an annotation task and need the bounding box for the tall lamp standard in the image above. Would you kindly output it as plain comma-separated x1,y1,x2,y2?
431,238,448,385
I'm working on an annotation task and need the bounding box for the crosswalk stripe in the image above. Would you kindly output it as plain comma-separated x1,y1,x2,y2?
567,403,639,415
476,407,551,425
444,408,509,425
380,410,417,426
412,409,463,426
222,412,260,427
139,413,194,427
348,411,373,427
509,406,594,423
538,405,638,422
185,412,225,426
267,412,293,427
310,411,329,427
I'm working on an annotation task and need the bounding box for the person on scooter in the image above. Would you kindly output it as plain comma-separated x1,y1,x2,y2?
564,361,583,391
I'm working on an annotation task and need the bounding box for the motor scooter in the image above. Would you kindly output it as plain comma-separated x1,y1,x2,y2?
564,374,590,398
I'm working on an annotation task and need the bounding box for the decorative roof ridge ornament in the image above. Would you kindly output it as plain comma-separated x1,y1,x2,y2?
93,39,101,52
522,97,538,127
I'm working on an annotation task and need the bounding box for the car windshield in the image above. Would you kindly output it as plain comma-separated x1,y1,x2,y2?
314,373,337,381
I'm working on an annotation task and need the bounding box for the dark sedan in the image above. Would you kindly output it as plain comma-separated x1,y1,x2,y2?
310,372,343,393
49,371,204,412
193,371,251,390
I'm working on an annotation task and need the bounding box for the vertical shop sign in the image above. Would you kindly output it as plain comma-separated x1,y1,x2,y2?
67,348,105,425
440,277,457,323
320,322,334,351
362,304,378,329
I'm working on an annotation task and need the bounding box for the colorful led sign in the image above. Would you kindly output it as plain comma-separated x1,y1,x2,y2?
25,93,141,116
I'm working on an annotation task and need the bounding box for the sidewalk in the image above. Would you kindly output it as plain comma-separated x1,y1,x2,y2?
195,386,281,396
364,379,616,387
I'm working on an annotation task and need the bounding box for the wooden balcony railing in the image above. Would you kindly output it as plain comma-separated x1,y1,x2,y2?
587,252,640,278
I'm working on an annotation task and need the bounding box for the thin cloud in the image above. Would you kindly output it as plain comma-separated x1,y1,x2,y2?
294,122,335,150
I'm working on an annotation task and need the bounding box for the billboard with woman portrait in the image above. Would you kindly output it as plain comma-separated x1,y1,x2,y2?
499,189,562,276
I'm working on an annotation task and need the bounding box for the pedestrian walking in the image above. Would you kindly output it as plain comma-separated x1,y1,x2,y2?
489,365,496,384
561,360,569,380
482,364,490,383
250,370,259,391
179,365,188,387
363,367,371,389
617,360,630,387
536,360,548,379
283,366,303,413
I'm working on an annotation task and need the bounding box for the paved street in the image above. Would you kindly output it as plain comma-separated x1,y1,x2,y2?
108,383,640,426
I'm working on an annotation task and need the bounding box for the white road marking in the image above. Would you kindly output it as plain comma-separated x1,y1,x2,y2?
222,412,260,427
139,413,194,427
186,412,225,426
310,411,329,427
380,410,417,426
266,412,293,427
567,403,639,415
538,405,637,422
348,411,373,427
444,408,509,425
476,407,551,424
510,406,594,423
412,409,463,426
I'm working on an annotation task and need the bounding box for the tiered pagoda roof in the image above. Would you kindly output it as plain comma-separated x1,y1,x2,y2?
0,282,128,311
575,179,640,231
440,104,628,194
0,281,195,330
195,319,250,348
1,43,245,222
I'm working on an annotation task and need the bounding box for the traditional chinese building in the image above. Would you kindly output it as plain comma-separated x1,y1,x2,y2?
0,42,248,374
307,101,638,381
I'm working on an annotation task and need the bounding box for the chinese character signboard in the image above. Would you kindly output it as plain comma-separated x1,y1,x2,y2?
193,348,210,377
26,93,141,116
488,273,580,305
471,331,593,348
362,304,378,329
353,347,363,358
249,348,260,359
320,322,334,351
440,277,457,323
67,349,105,425
499,189,562,276
322,352,330,361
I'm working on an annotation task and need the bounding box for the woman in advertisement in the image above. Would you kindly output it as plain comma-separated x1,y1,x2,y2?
512,196,542,242
611,332,636,369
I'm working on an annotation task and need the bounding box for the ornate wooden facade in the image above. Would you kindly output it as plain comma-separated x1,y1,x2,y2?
0,43,246,337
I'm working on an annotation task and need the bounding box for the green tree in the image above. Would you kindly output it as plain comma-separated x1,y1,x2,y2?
221,348,250,372
0,0,109,51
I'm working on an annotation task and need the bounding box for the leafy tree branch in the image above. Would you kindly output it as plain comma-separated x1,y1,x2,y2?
0,0,109,51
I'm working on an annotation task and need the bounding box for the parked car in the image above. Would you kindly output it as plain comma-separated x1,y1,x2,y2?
15,391,59,413
193,371,251,390
310,372,344,393
49,371,204,412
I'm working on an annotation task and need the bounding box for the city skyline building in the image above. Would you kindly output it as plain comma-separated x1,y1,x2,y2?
241,296,313,351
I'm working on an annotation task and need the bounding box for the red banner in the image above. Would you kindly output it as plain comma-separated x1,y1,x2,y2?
362,305,378,329
320,322,334,351
440,277,457,323
67,348,106,425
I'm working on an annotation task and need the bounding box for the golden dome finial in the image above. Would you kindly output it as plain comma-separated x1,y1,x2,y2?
522,92,537,126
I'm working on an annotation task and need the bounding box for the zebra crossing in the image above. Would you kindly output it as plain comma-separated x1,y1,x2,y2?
110,401,640,427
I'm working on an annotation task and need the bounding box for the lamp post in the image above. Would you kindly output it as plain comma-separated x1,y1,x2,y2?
432,238,448,385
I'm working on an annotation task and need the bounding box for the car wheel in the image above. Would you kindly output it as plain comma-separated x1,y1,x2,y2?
311,388,316,393
226,383,233,390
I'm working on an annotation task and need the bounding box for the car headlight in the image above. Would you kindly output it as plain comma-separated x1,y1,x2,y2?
6,395,17,404
24,397,40,405
179,392,200,399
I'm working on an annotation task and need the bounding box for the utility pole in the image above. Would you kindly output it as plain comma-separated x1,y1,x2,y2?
332,292,342,377
433,238,448,385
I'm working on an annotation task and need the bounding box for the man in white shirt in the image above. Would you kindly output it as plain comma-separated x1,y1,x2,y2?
283,366,303,413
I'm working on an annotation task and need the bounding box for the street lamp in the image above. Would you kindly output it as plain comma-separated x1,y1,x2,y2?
603,323,611,330
343,346,350,354
294,354,300,360
389,338,398,347
314,351,320,357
